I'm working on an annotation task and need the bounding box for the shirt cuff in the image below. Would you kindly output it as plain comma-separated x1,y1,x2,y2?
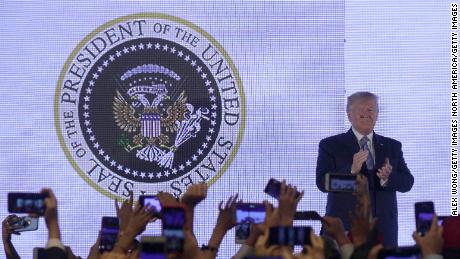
46,238,66,252
380,178,388,187
425,254,443,259
340,243,354,259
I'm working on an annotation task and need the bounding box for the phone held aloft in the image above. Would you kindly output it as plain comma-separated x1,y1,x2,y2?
162,206,185,253
414,201,435,236
264,178,301,199
141,236,167,259
294,211,323,222
235,203,265,244
8,215,39,232
7,192,47,216
268,226,312,246
139,195,162,216
324,173,357,192
99,216,119,252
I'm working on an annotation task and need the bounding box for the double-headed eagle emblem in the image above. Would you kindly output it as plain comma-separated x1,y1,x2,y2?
112,64,209,169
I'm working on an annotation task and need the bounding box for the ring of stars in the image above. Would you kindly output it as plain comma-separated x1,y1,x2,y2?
80,40,220,180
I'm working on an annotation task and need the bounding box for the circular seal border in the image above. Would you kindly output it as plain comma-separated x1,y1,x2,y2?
54,13,246,200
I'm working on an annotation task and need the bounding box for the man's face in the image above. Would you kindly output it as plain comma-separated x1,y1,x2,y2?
347,98,378,135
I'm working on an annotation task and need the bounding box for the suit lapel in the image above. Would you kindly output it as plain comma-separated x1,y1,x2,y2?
344,128,360,154
373,132,385,170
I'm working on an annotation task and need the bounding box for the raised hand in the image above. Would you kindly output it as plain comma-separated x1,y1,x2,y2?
127,203,155,236
181,182,208,209
278,180,304,226
322,216,350,246
115,190,134,231
350,201,376,247
355,174,369,196
156,191,180,207
205,194,240,258
254,201,277,255
184,228,200,259
412,215,443,257
180,183,208,233
2,215,21,259
2,215,21,241
42,188,60,240
112,203,155,255
303,232,325,259
215,193,239,232
263,200,281,229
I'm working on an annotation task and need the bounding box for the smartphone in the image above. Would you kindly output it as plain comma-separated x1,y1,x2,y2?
268,226,312,246
235,223,251,244
414,201,435,236
324,173,357,192
294,210,327,225
10,216,39,232
162,207,185,252
378,246,421,259
8,193,47,215
99,216,119,252
139,195,162,215
294,211,322,221
236,203,266,224
264,178,301,199
33,247,46,259
235,203,265,244
141,236,166,259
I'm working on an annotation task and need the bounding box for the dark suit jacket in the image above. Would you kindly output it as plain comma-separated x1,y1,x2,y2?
316,128,414,246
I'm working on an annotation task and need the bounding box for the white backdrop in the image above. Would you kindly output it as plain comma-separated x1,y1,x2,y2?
0,1,452,258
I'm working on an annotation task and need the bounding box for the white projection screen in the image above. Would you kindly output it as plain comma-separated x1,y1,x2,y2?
0,1,454,258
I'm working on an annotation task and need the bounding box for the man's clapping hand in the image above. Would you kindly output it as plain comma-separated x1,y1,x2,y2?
351,150,369,175
377,158,392,182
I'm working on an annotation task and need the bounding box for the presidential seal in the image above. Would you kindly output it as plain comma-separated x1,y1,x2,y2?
55,14,245,199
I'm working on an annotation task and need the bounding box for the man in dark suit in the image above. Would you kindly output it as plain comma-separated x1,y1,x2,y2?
316,91,414,246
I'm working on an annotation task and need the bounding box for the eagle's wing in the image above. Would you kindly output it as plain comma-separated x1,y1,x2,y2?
161,91,188,133
113,90,140,132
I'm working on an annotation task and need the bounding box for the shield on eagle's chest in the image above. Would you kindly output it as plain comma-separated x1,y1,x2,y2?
141,114,161,138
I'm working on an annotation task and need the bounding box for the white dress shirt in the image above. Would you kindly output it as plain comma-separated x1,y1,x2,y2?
351,127,388,187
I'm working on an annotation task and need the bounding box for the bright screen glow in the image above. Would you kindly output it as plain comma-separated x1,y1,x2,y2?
0,1,452,258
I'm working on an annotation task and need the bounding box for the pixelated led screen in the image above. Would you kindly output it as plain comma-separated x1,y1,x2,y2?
0,1,452,258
